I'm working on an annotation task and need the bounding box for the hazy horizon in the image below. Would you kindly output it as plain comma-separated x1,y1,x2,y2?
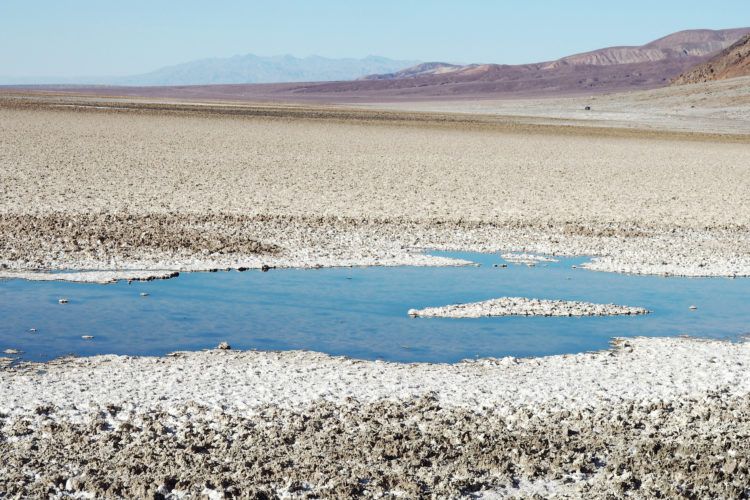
1,0,748,79
0,53,423,85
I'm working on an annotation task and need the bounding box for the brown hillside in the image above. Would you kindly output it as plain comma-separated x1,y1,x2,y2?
674,34,750,84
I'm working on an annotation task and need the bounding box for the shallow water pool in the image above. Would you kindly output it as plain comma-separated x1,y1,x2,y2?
1,251,749,363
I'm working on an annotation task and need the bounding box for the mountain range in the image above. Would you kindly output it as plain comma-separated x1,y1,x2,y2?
4,28,749,102
319,28,750,98
118,54,421,85
0,55,421,86
361,28,749,82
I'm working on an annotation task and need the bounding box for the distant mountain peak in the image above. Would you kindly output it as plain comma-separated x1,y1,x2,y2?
310,27,750,100
545,27,750,69
359,62,464,80
0,54,421,86
121,54,421,85
5,27,750,96
356,28,750,93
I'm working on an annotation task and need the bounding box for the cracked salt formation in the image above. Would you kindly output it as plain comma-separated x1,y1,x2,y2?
1,337,749,497
500,252,560,265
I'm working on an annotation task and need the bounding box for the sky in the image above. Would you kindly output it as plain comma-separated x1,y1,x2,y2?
1,0,748,77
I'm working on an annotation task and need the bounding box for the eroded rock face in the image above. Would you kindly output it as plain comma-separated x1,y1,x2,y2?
674,34,750,84
1,394,749,498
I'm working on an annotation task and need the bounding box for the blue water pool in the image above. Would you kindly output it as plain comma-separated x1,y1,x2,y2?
1,251,748,363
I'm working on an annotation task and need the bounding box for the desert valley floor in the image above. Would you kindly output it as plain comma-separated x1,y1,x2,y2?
1,80,750,497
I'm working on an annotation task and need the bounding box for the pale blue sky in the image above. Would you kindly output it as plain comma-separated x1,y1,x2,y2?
1,0,747,76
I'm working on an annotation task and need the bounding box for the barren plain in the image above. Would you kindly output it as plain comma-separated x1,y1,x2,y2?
1,89,750,278
362,75,750,135
1,83,750,497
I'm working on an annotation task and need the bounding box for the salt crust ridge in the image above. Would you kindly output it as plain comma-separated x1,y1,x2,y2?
2,337,747,427
408,297,650,318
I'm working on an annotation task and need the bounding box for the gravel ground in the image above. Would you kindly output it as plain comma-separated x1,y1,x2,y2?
362,76,750,135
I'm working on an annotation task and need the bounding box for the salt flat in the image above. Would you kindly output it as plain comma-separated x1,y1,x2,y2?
1,91,749,278
1,87,750,497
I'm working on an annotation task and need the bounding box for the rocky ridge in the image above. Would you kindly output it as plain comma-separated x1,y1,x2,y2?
674,34,750,84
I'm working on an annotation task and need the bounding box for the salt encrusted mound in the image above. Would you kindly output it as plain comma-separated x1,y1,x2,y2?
500,252,559,265
0,269,179,284
408,297,649,318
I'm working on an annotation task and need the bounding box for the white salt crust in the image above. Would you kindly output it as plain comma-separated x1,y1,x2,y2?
408,297,649,318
